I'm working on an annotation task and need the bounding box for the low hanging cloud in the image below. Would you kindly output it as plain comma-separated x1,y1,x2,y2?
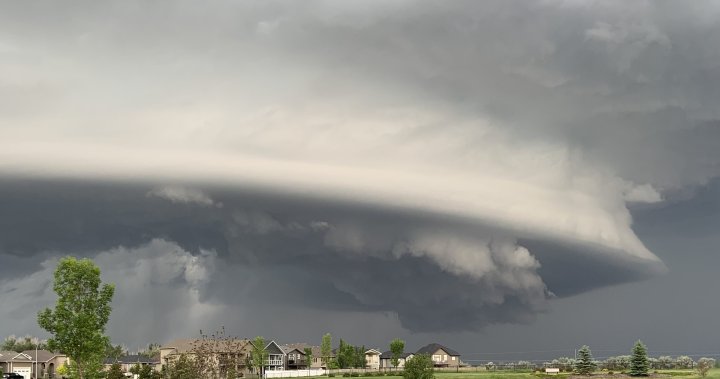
148,186,222,208
1,0,719,346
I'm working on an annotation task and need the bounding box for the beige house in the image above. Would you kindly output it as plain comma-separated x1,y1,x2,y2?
415,343,461,367
103,355,160,373
0,350,68,379
379,351,414,369
160,338,254,376
364,349,381,370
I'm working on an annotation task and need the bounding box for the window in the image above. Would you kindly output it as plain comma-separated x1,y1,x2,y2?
432,355,441,362
443,355,447,361
451,357,456,361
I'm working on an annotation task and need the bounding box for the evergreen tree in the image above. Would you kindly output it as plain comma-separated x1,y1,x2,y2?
629,341,649,376
574,346,597,375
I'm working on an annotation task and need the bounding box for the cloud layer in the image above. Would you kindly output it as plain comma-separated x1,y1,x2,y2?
1,0,719,346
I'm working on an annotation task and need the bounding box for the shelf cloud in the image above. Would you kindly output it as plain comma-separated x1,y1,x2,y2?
1,0,719,346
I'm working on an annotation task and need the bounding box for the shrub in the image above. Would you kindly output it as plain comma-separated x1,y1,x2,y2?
608,371,614,375
343,373,351,377
351,374,359,377
697,358,716,378
328,374,336,377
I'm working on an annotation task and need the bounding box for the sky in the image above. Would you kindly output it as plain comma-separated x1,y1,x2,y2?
1,0,720,363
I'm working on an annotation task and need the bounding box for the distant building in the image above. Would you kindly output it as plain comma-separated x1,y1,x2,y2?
103,355,160,373
415,343,461,367
0,350,69,379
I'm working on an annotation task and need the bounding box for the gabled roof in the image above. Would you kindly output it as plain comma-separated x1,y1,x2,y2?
415,343,460,356
10,352,32,361
379,351,413,360
264,340,284,355
365,349,382,355
21,350,65,362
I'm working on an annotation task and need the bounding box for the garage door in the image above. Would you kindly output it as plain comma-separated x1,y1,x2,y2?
13,367,32,379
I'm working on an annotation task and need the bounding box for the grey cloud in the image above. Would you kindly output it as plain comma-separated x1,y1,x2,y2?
1,0,719,355
148,186,221,208
0,177,664,344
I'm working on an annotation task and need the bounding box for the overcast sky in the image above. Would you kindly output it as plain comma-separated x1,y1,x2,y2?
1,0,719,362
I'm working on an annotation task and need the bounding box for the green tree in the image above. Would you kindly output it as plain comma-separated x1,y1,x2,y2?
1,335,48,353
574,346,596,375
105,343,126,360
403,354,434,379
167,354,199,379
251,336,268,377
106,363,124,379
304,347,313,369
390,339,405,370
139,365,153,379
629,341,649,376
321,333,333,369
354,345,366,368
38,257,115,379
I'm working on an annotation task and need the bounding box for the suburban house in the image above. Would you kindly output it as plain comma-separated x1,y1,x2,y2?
281,343,319,370
364,349,381,370
263,341,285,371
159,338,254,376
415,343,461,367
103,355,160,373
0,350,69,379
379,351,414,369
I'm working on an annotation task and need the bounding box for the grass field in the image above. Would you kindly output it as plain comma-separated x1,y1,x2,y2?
307,368,720,379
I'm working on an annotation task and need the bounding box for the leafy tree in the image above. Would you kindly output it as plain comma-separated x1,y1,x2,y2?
336,339,351,369
390,339,405,370
304,347,313,368
676,356,695,369
354,345,366,368
629,341,649,376
226,361,238,379
403,354,434,379
321,333,333,369
1,335,48,353
139,343,161,359
192,327,248,379
166,354,199,379
657,356,673,370
38,257,115,379
696,358,716,378
251,336,268,377
106,363,124,379
139,365,153,379
130,364,142,378
574,346,596,375
105,344,126,360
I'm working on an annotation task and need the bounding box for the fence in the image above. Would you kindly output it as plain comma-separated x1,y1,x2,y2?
265,369,327,378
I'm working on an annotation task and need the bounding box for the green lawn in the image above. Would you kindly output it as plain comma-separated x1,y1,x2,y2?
306,368,720,379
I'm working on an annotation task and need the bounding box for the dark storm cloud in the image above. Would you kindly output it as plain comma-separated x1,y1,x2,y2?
0,176,663,345
1,0,720,352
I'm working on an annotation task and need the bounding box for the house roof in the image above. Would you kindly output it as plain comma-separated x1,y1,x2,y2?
379,351,413,360
0,351,19,362
21,350,65,362
365,349,382,355
415,343,460,356
104,355,160,365
161,338,252,354
0,350,64,363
